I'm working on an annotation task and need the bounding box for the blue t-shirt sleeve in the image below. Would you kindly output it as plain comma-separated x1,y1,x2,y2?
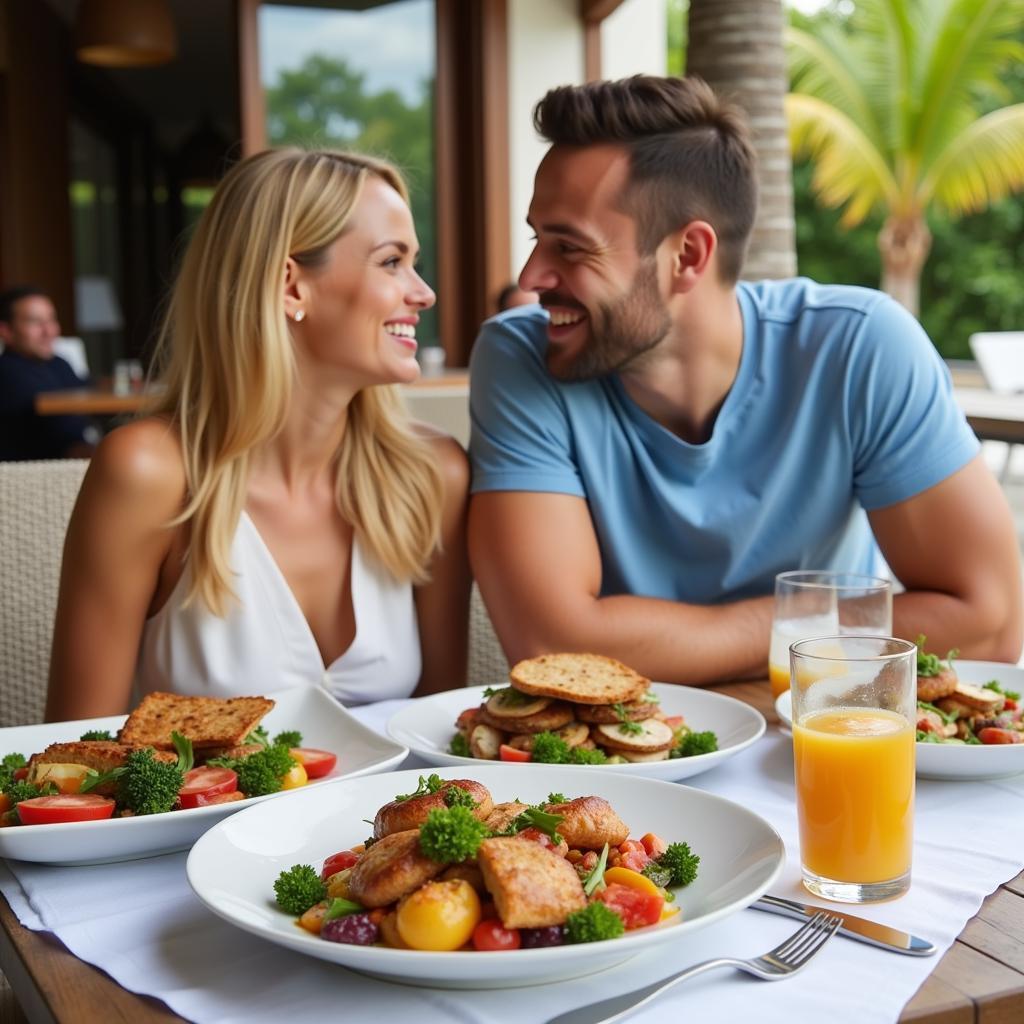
845,296,979,510
469,313,585,497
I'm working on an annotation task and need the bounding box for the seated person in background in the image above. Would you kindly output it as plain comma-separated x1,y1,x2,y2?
469,75,1022,685
47,148,470,720
495,281,539,313
0,285,97,460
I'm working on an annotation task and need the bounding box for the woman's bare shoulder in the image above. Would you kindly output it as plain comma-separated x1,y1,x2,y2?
419,428,469,493
84,417,187,514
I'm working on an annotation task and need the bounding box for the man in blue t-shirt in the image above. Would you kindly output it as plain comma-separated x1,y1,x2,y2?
468,75,1022,684
0,285,97,461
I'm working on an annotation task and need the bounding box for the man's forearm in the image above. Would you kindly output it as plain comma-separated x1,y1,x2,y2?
507,591,774,686
893,589,1023,663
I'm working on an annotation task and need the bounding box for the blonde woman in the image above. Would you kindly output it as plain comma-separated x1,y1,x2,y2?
46,149,470,719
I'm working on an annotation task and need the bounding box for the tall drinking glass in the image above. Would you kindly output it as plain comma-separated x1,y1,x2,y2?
790,635,916,903
769,571,892,698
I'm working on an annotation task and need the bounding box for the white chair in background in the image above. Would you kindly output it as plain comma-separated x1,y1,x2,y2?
969,331,1024,481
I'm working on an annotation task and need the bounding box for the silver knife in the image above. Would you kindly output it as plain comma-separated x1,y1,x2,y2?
752,895,936,956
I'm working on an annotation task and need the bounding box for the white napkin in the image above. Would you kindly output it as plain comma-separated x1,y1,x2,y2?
2,705,1023,1024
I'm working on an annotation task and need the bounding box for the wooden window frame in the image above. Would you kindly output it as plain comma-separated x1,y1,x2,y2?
236,0,511,367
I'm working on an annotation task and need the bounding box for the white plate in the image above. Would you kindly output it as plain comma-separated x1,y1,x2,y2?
187,764,784,988
386,683,766,781
775,660,1024,781
0,687,408,864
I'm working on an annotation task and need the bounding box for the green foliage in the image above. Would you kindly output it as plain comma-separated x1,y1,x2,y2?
646,842,701,888
673,730,718,759
395,774,445,801
530,732,570,764
7,780,52,810
493,806,565,841
0,753,27,792
273,864,327,915
442,785,477,809
80,730,114,741
244,726,270,747
582,843,610,897
449,733,471,758
118,748,187,816
787,3,1024,356
568,746,608,765
264,53,438,348
210,745,296,798
273,730,303,749
565,901,625,944
418,806,489,863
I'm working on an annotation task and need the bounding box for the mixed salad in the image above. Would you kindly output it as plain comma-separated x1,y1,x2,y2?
0,727,337,827
915,638,1022,746
272,774,700,951
450,687,718,765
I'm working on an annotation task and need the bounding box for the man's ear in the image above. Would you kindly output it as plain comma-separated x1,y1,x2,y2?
664,221,718,295
0,322,12,345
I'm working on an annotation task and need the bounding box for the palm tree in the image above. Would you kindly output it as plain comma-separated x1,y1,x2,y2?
687,0,797,280
786,0,1024,316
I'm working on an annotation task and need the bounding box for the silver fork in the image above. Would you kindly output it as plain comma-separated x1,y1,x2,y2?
545,911,841,1024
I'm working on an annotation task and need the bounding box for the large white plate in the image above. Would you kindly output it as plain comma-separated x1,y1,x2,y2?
186,764,784,988
0,687,407,864
386,683,766,782
775,660,1024,781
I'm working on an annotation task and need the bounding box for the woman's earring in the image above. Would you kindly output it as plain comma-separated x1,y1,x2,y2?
294,309,306,323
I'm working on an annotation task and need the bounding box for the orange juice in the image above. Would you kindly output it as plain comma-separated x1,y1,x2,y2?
793,707,914,884
768,662,790,698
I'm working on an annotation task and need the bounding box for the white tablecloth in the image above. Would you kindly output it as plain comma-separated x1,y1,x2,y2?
3,698,1024,1024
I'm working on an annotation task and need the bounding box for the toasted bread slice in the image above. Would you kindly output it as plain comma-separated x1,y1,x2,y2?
509,653,650,706
477,837,586,928
118,692,275,750
29,741,178,796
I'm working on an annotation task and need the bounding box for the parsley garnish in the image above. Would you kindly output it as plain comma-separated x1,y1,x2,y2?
394,774,445,802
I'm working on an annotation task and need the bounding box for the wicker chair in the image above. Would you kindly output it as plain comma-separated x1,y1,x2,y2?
0,460,89,726
467,584,510,685
0,458,508,724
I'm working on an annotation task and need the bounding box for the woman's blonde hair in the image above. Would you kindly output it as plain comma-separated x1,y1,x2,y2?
150,147,443,614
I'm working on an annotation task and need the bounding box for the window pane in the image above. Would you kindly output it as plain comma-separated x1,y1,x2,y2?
260,1,438,348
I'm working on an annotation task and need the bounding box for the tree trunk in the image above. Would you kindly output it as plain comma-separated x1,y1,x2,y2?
686,0,796,281
877,215,931,318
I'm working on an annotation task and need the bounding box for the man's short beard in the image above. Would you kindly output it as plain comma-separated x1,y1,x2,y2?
548,259,671,382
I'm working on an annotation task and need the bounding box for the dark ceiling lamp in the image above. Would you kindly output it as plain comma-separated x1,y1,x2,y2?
177,116,233,188
75,0,177,68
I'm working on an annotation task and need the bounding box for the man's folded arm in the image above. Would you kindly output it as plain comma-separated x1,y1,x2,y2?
871,454,1023,663
469,490,772,685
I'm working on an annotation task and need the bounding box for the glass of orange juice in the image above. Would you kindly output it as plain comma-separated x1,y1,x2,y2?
770,571,892,699
790,635,916,903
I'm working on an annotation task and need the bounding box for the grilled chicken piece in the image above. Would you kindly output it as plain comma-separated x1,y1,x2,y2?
477,837,586,928
477,701,575,735
484,801,531,832
544,796,629,849
373,780,493,839
346,830,445,907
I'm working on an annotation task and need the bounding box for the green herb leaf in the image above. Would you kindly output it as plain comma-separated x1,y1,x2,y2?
582,843,609,896
322,897,364,923
395,774,445,802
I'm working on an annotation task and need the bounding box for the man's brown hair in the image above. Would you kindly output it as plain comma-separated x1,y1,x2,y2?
533,76,757,282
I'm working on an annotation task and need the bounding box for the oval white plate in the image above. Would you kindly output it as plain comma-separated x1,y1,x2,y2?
0,687,407,864
775,660,1024,781
187,764,784,989
387,683,765,782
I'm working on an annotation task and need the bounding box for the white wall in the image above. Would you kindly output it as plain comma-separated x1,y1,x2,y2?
507,0,584,278
505,0,668,278
601,0,667,81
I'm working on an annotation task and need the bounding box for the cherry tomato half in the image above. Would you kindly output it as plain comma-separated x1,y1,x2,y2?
596,882,664,929
17,794,116,825
498,744,531,763
289,748,337,779
472,918,522,951
178,766,238,809
978,727,1022,745
321,849,360,880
